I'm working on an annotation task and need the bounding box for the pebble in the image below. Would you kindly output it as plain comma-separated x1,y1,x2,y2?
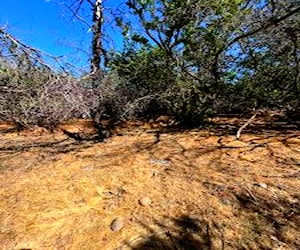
254,182,268,189
110,218,124,232
220,198,231,205
139,197,151,206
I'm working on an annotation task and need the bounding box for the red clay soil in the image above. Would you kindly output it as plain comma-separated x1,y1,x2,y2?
0,119,299,250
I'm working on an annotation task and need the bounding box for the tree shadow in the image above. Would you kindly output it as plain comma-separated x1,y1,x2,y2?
234,189,300,249
123,215,223,250
0,137,97,154
0,137,101,172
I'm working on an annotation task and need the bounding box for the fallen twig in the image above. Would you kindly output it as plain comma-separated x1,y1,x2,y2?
236,111,258,140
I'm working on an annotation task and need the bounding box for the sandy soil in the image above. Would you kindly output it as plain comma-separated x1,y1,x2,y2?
0,119,299,249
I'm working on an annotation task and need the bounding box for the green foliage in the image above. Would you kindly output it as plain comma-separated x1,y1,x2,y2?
110,47,175,94
109,0,300,124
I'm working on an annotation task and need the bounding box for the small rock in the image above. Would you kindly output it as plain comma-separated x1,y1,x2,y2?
254,182,268,189
259,183,268,188
139,197,151,206
220,198,231,205
110,218,124,232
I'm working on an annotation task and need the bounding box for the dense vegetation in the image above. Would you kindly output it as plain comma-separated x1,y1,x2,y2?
0,0,299,130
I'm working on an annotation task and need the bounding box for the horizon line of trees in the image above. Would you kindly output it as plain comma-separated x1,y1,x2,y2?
0,0,299,131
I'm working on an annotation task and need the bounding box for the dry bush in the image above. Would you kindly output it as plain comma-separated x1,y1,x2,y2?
0,71,99,129
0,28,102,129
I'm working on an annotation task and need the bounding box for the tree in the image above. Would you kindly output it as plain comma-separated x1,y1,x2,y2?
111,0,300,121
65,0,106,75
91,0,104,74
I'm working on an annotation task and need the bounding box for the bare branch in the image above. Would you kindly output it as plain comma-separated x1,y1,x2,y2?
0,28,66,72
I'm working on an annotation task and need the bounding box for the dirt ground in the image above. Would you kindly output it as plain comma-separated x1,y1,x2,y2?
0,118,299,250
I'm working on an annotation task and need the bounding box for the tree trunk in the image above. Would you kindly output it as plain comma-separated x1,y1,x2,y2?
91,0,103,75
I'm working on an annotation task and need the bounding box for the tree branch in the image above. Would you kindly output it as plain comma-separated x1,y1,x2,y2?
218,6,300,56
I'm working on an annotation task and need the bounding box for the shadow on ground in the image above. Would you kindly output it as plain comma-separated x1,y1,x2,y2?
124,215,220,250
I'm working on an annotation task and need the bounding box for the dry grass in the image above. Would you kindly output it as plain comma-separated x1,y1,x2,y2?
0,119,299,250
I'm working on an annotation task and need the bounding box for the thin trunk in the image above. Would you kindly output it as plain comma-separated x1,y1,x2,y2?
292,41,299,103
91,0,103,75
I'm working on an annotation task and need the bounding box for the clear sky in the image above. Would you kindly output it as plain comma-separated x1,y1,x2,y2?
0,0,125,70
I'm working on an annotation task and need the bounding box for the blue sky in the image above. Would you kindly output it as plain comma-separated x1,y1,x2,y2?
0,0,125,70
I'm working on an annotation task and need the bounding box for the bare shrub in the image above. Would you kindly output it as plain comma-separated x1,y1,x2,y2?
0,28,102,129
0,72,99,129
